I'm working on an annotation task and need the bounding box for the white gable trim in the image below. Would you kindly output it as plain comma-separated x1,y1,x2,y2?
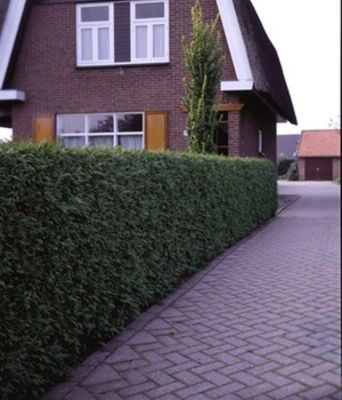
220,80,253,91
0,90,26,101
216,0,254,91
0,0,27,89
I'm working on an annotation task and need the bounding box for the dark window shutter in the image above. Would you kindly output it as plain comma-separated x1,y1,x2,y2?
114,2,131,62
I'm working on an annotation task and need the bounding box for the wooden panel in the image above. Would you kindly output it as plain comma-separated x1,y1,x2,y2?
305,158,332,180
145,111,168,151
34,114,55,143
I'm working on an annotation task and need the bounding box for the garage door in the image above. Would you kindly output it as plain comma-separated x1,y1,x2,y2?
305,158,332,180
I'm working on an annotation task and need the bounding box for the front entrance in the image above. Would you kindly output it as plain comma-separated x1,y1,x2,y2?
305,158,333,180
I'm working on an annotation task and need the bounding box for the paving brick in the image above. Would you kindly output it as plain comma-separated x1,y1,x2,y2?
206,382,245,398
268,383,306,399
230,371,261,386
306,362,337,376
176,381,215,399
147,381,186,399
262,372,292,387
301,384,338,399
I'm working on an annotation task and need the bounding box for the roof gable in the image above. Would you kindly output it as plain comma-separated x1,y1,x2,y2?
298,130,341,158
232,0,297,125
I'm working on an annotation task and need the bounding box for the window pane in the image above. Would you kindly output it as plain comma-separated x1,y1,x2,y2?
98,28,110,60
117,114,143,132
135,26,147,58
153,24,165,57
118,135,143,149
136,3,164,18
88,115,114,133
81,29,93,61
81,6,109,22
61,137,85,148
89,136,113,147
57,115,85,134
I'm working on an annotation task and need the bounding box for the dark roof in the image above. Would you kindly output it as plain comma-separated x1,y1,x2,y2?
298,129,341,158
277,134,300,159
233,0,297,124
0,0,9,36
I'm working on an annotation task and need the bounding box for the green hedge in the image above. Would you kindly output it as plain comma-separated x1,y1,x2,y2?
0,144,277,399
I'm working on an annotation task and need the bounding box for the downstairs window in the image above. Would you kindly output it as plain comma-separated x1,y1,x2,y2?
56,112,144,149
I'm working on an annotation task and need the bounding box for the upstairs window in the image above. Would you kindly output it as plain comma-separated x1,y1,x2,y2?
76,1,169,66
131,1,168,62
76,3,114,66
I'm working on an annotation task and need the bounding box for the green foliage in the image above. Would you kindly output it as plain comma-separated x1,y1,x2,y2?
0,144,277,399
283,160,299,181
182,0,224,154
277,158,294,177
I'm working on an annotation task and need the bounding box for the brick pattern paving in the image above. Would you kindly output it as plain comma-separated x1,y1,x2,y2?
42,182,341,400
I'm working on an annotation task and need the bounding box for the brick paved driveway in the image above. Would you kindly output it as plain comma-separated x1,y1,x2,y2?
43,182,341,400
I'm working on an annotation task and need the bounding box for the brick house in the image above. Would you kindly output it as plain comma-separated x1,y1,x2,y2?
0,0,296,162
297,129,341,181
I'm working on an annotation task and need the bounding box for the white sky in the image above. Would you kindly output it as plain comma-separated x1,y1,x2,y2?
252,0,341,134
0,0,340,139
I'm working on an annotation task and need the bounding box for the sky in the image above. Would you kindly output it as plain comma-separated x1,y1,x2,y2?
0,0,340,140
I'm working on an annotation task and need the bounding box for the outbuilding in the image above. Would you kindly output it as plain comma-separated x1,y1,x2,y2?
298,129,340,181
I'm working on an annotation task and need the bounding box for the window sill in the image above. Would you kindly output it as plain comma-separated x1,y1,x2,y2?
76,61,170,69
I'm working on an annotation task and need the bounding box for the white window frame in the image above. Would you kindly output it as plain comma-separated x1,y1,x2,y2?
76,1,169,67
57,112,144,149
258,130,263,153
76,3,114,66
131,0,169,64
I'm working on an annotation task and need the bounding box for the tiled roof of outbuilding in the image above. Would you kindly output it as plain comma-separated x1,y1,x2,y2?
298,129,341,158
232,0,297,124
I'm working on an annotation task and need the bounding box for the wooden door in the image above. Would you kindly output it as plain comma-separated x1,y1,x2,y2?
305,158,332,180
145,111,168,151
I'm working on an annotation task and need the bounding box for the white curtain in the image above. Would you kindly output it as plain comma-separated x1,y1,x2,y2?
81,28,93,61
89,136,113,147
153,24,164,57
62,137,85,148
119,135,143,149
136,26,147,58
98,28,109,60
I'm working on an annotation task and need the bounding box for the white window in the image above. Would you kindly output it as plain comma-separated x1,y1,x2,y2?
76,1,169,66
57,113,144,150
131,0,169,63
76,3,114,66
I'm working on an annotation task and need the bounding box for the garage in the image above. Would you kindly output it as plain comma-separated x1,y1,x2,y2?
305,158,332,180
298,129,340,181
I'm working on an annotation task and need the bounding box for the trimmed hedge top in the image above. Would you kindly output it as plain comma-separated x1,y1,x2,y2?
0,144,277,399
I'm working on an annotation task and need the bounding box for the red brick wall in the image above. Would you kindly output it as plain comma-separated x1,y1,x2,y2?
239,94,277,164
333,158,340,180
298,158,305,180
10,0,237,151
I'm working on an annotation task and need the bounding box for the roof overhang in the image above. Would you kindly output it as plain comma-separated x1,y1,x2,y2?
0,89,26,102
220,80,254,91
0,0,28,89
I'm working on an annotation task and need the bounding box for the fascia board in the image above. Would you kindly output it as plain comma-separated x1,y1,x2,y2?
216,0,253,82
0,90,26,101
0,0,27,89
220,80,254,91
